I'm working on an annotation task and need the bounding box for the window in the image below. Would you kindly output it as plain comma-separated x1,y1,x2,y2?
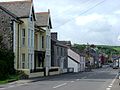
48,36,50,49
28,29,31,47
57,47,59,55
61,48,63,56
42,36,44,48
28,53,31,69
31,54,33,69
30,15,33,21
31,30,33,47
46,35,50,49
22,53,25,69
28,29,34,48
22,29,25,46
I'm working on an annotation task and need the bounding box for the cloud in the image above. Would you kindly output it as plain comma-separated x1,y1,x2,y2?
114,10,120,14
1,0,120,45
75,13,106,26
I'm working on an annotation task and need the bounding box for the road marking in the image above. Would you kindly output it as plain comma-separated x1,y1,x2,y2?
106,88,111,90
108,85,112,88
70,81,74,83
111,74,118,85
106,73,118,90
53,83,67,89
76,79,80,81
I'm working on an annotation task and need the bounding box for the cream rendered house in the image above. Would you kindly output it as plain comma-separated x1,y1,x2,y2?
0,1,36,77
35,11,52,76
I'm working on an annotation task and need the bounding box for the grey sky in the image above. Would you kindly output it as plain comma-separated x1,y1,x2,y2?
1,0,120,46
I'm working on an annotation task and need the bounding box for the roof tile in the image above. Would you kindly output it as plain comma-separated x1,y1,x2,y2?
0,1,32,17
35,12,49,26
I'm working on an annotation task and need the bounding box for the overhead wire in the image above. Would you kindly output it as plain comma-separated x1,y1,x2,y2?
53,0,93,18
53,0,106,29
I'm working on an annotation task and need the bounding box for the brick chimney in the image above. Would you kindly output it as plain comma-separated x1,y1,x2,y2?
51,32,58,40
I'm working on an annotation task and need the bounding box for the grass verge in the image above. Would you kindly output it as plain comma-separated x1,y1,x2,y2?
0,75,19,85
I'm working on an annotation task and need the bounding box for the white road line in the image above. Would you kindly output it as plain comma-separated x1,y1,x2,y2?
53,83,67,89
111,74,118,85
76,79,80,81
106,88,111,90
108,85,112,88
70,81,74,83
110,84,113,86
106,73,118,90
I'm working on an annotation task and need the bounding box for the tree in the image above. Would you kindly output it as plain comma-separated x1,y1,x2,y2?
0,35,15,80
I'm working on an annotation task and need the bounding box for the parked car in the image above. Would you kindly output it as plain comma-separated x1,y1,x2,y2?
112,65,119,69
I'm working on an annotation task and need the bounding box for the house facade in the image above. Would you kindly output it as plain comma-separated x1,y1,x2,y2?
35,11,52,76
0,1,52,78
51,32,68,74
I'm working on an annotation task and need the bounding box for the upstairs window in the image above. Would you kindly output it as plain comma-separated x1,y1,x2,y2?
31,30,33,47
42,36,44,48
22,29,25,46
28,29,31,47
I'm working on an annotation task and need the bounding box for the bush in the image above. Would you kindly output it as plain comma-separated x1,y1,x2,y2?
0,35,15,80
0,50,15,80
0,60,8,80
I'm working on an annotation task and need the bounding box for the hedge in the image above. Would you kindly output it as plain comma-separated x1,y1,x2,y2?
0,50,15,80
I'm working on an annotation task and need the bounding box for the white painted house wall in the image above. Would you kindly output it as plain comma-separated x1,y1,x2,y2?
68,49,80,72
68,58,79,72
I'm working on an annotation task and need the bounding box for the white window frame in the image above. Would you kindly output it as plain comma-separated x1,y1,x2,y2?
31,30,33,47
31,54,33,69
22,29,25,47
28,29,31,47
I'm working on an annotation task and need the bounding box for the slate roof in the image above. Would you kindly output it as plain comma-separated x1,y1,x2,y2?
59,41,72,47
0,5,23,23
0,1,32,17
35,12,52,28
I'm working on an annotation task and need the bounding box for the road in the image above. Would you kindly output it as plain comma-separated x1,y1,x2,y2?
0,65,119,90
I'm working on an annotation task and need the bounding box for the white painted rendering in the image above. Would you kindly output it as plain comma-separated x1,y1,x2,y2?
68,57,80,72
68,48,81,72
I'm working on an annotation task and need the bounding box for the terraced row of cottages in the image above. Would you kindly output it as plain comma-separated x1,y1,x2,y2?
0,0,85,78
